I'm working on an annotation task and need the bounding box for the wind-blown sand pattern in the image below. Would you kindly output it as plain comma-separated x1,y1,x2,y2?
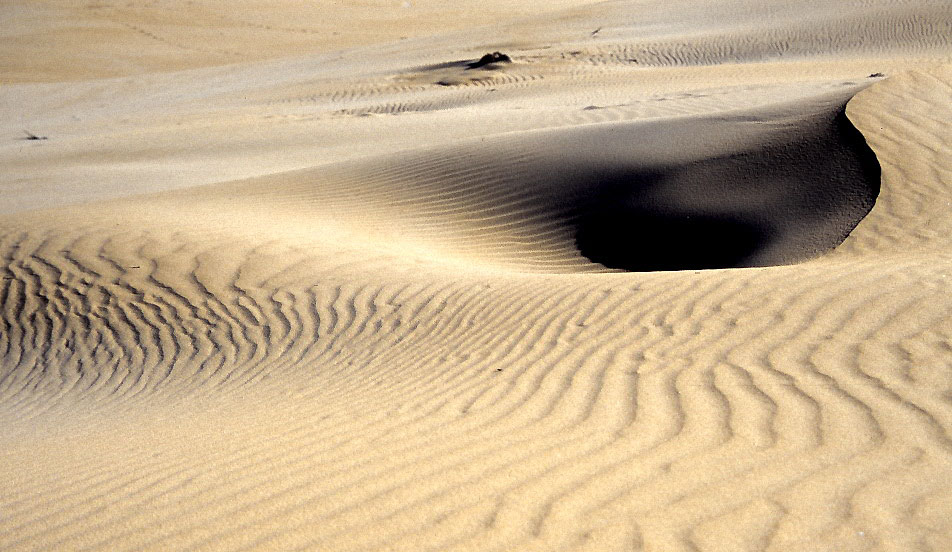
2,1,951,550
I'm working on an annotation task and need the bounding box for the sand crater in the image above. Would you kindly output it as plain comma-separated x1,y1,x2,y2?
572,107,881,271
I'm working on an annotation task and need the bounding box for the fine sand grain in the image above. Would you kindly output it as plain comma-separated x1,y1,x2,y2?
1,1,951,551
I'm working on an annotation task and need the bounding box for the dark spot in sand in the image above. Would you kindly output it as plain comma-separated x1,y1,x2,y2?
466,52,511,70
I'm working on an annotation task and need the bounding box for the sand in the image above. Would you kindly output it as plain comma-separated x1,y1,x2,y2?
1,1,951,550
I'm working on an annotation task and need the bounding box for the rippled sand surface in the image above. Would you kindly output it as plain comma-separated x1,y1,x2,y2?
2,1,951,550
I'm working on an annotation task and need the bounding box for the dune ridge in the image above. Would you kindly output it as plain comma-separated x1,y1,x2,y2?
2,1,952,551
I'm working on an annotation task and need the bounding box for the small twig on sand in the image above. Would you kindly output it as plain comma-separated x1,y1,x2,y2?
22,130,48,140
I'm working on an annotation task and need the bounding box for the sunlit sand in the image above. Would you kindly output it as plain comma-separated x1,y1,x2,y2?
2,1,951,550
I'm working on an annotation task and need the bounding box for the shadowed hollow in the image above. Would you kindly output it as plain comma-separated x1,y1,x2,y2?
574,107,881,271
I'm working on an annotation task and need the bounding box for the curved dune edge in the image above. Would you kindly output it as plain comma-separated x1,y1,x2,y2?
2,4,952,552
3,87,880,276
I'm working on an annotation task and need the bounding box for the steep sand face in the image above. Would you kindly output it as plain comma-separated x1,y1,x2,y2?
1,1,952,551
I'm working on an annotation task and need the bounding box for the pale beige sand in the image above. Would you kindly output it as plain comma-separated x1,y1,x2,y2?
2,1,952,551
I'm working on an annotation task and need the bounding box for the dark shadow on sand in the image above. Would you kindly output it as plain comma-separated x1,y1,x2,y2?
570,108,881,271
577,210,770,271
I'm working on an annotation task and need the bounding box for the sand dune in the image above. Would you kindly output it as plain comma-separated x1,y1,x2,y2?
2,1,951,550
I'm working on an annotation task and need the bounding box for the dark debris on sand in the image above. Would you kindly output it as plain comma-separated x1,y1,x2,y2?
466,52,511,70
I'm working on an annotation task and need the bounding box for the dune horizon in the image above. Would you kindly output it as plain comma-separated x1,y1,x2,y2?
2,1,951,550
